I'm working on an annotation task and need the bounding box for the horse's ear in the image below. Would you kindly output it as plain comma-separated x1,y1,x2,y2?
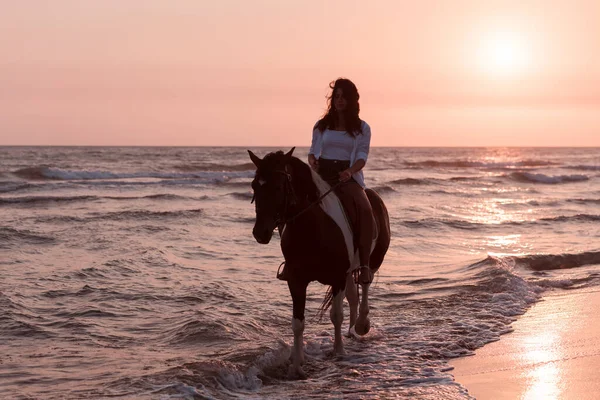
248,150,262,168
285,147,296,158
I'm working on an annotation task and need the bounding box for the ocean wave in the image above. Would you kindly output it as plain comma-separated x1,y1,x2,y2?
0,293,54,338
237,216,257,224
406,277,450,286
402,218,485,230
565,165,600,171
405,160,556,169
508,172,589,184
372,185,398,195
218,181,253,188
162,318,237,345
148,345,291,398
567,198,600,205
402,214,600,230
386,175,505,187
11,166,253,182
0,316,54,338
0,227,56,248
0,193,203,206
0,181,33,193
539,214,600,223
54,309,122,318
88,208,204,221
448,176,478,182
228,192,254,201
0,195,99,205
173,162,255,172
501,251,600,272
390,178,427,185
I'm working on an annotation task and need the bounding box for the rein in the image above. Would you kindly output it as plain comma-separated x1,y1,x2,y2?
282,178,344,225
252,167,344,229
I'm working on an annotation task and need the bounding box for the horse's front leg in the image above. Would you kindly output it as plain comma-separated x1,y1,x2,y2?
345,273,358,335
330,287,346,355
288,279,308,379
354,282,371,335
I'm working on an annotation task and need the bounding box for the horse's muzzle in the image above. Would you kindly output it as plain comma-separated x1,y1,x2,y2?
253,226,273,244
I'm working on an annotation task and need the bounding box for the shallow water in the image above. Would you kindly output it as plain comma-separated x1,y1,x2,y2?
1,146,599,399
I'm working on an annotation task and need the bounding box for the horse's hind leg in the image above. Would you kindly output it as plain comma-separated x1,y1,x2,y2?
355,189,390,336
331,287,346,355
288,280,308,379
345,273,358,335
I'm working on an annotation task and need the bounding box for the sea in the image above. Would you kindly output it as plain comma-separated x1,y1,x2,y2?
1,146,599,399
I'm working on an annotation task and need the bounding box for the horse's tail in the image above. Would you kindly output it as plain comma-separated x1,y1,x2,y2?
316,286,334,322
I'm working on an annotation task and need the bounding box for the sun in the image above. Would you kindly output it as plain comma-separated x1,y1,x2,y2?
478,31,531,76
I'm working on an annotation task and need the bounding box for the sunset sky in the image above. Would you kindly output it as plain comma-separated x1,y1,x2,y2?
1,0,599,146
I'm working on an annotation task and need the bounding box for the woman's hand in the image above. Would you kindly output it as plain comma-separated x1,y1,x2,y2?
308,154,319,171
339,169,353,182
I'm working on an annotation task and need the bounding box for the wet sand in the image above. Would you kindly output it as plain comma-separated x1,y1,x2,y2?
452,288,600,400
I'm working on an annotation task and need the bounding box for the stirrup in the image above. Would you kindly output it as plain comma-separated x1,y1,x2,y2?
277,261,288,281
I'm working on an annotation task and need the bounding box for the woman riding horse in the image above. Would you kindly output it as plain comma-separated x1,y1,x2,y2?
308,78,374,285
248,78,390,379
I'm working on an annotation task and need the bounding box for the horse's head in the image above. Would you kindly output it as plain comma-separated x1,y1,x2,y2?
248,148,297,244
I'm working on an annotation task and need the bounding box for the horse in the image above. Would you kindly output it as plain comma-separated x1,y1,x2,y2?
248,148,390,378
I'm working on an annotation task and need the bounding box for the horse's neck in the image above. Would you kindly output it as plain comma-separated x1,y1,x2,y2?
296,169,338,223
284,169,327,222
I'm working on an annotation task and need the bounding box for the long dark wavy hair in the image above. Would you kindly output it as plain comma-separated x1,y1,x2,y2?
316,78,363,137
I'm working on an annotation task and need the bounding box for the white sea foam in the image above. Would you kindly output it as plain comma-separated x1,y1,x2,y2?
509,171,589,184
12,166,254,182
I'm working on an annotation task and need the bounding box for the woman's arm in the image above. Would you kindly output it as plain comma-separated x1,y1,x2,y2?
355,122,371,162
308,123,321,171
308,154,319,171
339,159,365,181
339,123,371,181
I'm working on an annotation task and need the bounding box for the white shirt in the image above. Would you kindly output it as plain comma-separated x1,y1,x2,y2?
308,120,371,188
320,129,355,161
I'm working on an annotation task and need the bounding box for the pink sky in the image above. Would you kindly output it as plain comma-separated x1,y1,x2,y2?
1,0,599,146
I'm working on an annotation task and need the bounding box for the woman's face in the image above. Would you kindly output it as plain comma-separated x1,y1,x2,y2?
333,88,347,112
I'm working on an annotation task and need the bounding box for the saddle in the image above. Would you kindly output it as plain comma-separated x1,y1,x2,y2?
337,188,379,272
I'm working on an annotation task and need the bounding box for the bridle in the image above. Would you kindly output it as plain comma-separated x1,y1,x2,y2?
251,166,343,230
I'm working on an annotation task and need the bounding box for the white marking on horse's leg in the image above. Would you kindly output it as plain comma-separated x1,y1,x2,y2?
355,283,371,336
288,318,306,379
292,317,305,366
345,273,358,335
330,289,346,355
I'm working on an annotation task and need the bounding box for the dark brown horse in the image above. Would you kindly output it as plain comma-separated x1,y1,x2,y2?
248,148,390,378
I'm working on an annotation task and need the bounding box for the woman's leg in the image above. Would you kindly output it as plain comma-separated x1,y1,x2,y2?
335,182,374,280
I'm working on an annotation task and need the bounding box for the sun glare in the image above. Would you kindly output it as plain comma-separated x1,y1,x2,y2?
478,31,531,76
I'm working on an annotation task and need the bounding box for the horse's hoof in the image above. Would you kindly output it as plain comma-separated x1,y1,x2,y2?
354,317,371,336
288,365,307,380
334,347,346,356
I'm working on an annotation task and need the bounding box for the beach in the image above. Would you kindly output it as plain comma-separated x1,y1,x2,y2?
452,288,600,400
1,146,598,399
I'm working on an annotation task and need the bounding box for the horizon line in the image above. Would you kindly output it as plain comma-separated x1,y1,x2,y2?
1,145,599,149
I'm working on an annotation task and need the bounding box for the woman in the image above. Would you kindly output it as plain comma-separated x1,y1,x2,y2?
308,78,374,284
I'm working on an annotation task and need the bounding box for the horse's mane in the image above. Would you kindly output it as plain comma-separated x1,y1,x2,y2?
260,151,320,203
